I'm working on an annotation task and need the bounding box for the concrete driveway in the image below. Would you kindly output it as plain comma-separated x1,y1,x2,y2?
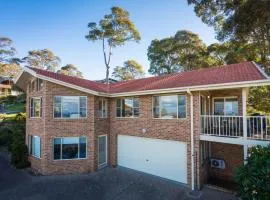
0,151,237,200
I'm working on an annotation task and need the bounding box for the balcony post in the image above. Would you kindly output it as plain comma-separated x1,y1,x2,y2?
242,88,248,164
242,88,248,139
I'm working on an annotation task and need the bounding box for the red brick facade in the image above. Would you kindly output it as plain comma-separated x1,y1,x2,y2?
25,77,245,189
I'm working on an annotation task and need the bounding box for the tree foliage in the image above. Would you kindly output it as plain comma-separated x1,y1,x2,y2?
235,145,270,200
188,0,270,66
208,41,261,65
57,64,83,78
112,60,145,81
188,0,270,113
0,37,20,77
147,30,219,75
23,49,61,72
85,6,141,83
249,86,270,113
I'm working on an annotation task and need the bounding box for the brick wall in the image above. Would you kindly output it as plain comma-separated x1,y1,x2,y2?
25,76,244,189
209,142,244,181
109,93,193,186
26,79,96,175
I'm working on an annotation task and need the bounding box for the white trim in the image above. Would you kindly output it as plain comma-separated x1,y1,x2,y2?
97,98,108,118
109,79,270,97
30,135,41,159
115,97,140,118
152,94,187,119
252,61,269,79
16,67,107,96
200,135,270,146
98,135,108,168
16,67,270,97
30,96,42,118
14,70,24,84
187,90,195,191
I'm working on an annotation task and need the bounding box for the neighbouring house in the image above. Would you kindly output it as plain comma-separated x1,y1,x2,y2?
0,76,21,97
15,61,270,190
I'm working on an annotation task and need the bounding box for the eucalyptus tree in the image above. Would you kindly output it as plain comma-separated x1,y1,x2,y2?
57,64,83,78
112,60,145,81
85,6,141,83
0,37,20,77
23,49,61,72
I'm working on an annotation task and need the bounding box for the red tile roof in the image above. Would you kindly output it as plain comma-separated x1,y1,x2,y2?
28,67,109,93
28,62,267,94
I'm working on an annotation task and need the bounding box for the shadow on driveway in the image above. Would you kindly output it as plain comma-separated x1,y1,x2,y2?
0,151,237,200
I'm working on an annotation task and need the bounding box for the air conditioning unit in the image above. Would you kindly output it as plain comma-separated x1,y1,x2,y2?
211,158,226,169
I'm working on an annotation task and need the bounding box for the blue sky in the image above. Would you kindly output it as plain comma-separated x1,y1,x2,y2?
0,0,218,80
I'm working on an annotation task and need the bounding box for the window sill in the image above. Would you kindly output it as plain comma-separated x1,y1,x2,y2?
53,158,87,161
152,117,187,120
115,117,139,119
52,117,88,120
30,155,41,159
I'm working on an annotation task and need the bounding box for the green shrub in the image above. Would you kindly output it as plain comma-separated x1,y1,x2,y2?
0,127,12,148
10,125,29,169
15,113,26,122
235,145,270,200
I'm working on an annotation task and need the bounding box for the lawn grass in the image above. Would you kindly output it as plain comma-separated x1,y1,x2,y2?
5,103,25,113
0,113,18,122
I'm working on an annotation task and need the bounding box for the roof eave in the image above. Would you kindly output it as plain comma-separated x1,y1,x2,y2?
108,79,270,97
15,67,108,97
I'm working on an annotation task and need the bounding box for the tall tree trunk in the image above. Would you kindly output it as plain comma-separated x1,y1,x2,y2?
102,37,112,84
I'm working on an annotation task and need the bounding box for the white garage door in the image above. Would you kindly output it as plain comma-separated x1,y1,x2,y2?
118,135,187,184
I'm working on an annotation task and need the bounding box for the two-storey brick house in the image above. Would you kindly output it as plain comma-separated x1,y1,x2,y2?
15,61,270,190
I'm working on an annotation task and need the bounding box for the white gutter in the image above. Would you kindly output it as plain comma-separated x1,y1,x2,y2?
15,66,270,98
252,61,269,79
15,67,108,97
187,89,195,191
108,79,270,97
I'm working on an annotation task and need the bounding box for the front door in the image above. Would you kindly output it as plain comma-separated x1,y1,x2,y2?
98,135,107,168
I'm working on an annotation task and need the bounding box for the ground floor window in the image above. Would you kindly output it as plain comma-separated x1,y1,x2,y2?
53,137,87,160
29,135,41,158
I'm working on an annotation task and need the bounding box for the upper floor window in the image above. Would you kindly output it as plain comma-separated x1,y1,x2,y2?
153,95,186,119
30,97,42,118
54,96,87,119
213,97,238,116
116,97,139,118
98,99,108,118
37,79,43,91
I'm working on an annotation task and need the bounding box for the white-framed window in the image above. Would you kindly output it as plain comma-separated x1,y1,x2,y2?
30,135,41,158
37,79,43,91
30,97,42,118
53,137,87,160
213,97,238,116
153,95,186,119
98,99,108,118
116,97,139,118
54,96,87,118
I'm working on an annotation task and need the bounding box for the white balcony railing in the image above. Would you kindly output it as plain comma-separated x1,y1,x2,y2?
200,115,270,141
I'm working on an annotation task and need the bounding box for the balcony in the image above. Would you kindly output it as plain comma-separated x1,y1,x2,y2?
200,115,270,143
